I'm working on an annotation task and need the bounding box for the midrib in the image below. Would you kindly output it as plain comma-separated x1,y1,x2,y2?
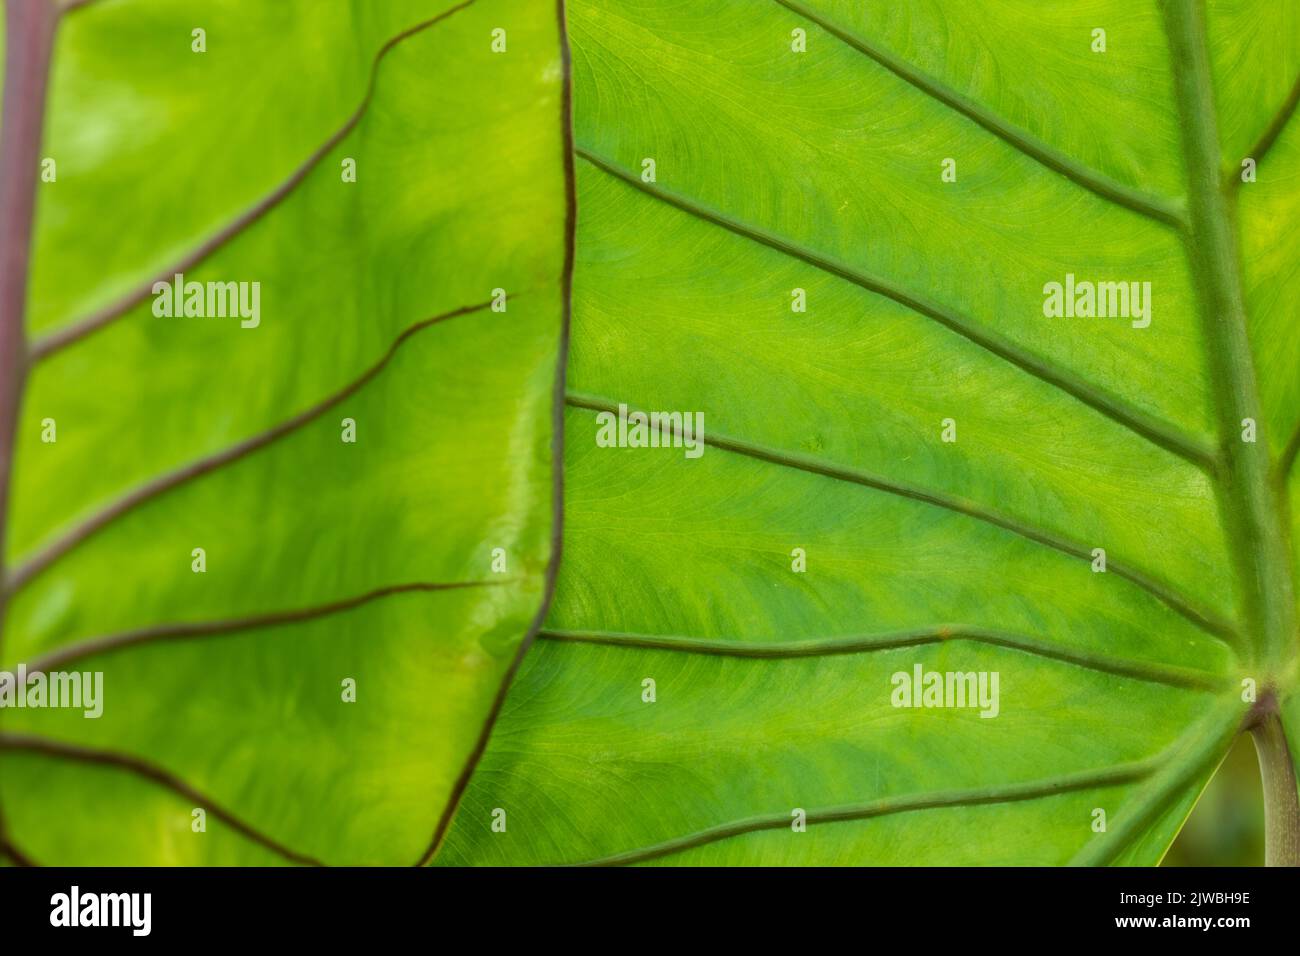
0,0,61,874
0,0,58,647
1161,0,1299,867
1161,0,1297,672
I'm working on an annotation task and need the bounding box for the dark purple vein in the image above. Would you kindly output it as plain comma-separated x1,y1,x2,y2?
28,0,479,363
565,392,1239,644
0,794,37,865
538,626,1231,691
0,836,37,867
572,759,1157,866
0,733,324,866
575,149,1216,473
414,0,579,869
22,579,509,675
0,0,59,868
0,0,56,628
6,300,490,596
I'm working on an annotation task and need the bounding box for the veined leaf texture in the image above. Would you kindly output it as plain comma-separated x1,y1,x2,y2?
1,0,1298,868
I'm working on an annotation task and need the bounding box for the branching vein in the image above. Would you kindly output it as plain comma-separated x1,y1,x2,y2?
0,732,323,866
771,0,1187,228
539,626,1232,690
575,149,1217,472
28,0,480,363
6,301,490,596
17,579,510,675
566,392,1239,643
573,759,1157,866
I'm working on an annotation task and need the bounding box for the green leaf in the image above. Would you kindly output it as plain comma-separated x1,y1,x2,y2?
435,0,1299,865
0,0,571,865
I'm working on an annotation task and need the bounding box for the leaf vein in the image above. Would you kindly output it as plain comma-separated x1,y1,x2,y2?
1068,696,1246,865
572,760,1158,866
16,580,511,675
6,300,491,596
28,0,480,362
575,148,1217,472
538,627,1232,690
566,392,1239,644
771,0,1187,228
1231,68,1300,186
0,732,324,866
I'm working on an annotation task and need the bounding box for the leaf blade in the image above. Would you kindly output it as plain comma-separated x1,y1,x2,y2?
440,0,1293,866
0,0,572,866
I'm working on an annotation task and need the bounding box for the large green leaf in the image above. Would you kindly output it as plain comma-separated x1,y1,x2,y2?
435,0,1299,865
0,0,571,865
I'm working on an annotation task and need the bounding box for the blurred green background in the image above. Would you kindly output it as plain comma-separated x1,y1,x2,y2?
1165,734,1265,866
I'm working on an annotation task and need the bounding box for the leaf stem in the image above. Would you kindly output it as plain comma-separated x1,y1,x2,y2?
0,0,60,865
1161,0,1300,867
0,0,57,638
1250,708,1300,866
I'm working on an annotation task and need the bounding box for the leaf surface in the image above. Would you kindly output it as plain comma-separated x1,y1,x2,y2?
0,0,572,866
436,0,1300,866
